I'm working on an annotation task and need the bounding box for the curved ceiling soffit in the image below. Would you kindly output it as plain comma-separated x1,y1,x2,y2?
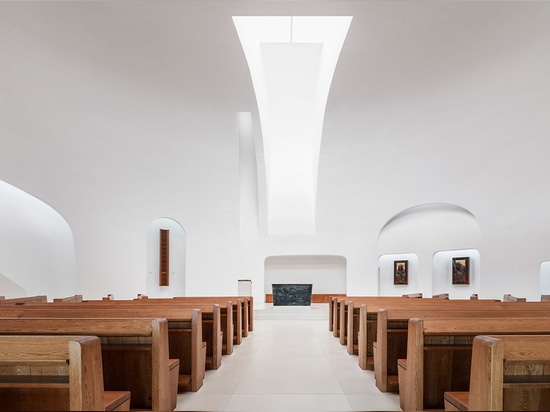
148,217,186,234
378,203,478,242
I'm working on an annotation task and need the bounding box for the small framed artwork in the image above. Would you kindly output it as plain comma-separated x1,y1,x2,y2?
394,260,408,285
452,257,470,285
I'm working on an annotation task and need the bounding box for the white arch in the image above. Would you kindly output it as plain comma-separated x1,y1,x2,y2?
377,203,481,298
146,217,186,297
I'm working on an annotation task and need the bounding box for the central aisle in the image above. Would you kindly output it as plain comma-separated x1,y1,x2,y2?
176,304,401,411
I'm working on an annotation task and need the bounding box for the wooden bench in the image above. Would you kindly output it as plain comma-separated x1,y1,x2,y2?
0,335,130,411
115,299,230,359
444,334,550,411
0,295,48,304
101,297,236,356
356,299,550,371
399,317,550,411
374,306,550,393
136,296,248,348
0,305,207,393
503,293,527,302
0,317,177,411
42,299,224,369
53,294,83,302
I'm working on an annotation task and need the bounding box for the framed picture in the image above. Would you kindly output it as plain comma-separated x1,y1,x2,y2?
452,257,470,285
394,260,408,285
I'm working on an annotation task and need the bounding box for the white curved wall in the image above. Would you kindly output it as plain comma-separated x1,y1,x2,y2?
0,180,79,298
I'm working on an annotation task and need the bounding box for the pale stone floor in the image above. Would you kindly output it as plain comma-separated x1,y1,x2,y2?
175,303,401,411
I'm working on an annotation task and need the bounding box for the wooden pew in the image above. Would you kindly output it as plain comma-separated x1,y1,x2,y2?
0,317,177,411
0,295,48,304
541,294,550,302
374,306,550,393
53,294,83,302
103,297,236,356
399,317,550,411
432,293,449,299
0,335,130,411
503,293,527,302
356,299,547,371
444,334,550,411
137,296,248,348
0,305,207,393
62,300,222,369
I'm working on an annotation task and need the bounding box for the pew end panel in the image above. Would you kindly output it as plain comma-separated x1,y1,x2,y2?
0,335,130,411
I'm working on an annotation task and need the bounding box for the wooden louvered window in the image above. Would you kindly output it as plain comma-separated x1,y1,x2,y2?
159,229,170,286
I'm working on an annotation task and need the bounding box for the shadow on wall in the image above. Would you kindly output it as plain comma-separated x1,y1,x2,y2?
0,272,26,298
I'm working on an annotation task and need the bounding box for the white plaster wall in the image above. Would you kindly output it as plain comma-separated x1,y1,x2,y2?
0,180,79,298
378,253,419,296
432,249,480,299
264,255,346,297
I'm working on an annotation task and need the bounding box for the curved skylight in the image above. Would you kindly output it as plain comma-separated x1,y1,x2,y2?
233,16,352,235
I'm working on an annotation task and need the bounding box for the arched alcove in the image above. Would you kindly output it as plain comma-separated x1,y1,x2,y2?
377,203,481,297
540,261,550,299
0,180,79,297
146,218,186,297
264,255,346,301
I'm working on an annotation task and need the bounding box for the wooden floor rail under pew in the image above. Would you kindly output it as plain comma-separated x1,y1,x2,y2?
374,306,550,393
0,317,178,411
444,335,550,411
356,299,550,371
0,305,207,392
0,295,48,304
36,299,226,368
398,317,550,412
0,335,130,411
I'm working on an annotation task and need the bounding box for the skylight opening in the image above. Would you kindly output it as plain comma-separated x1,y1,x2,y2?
233,16,352,235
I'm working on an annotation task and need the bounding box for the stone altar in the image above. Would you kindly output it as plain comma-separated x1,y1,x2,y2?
272,284,313,306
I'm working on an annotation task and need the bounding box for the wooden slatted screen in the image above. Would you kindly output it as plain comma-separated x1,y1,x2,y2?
159,229,170,286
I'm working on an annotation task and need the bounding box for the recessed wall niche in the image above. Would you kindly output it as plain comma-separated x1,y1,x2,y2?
146,218,185,297
264,255,346,303
378,254,418,296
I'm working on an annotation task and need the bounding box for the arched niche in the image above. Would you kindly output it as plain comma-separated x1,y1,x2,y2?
146,218,186,297
264,255,346,301
377,203,481,297
0,180,79,297
540,261,550,299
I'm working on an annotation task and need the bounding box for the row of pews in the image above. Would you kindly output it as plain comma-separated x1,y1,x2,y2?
0,293,253,411
329,294,550,411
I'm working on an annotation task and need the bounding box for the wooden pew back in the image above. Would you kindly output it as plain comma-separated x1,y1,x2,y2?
445,334,550,411
401,317,550,411
0,317,172,411
375,307,550,393
0,304,205,392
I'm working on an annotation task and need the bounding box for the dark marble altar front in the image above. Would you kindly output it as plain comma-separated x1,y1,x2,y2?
272,284,313,306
